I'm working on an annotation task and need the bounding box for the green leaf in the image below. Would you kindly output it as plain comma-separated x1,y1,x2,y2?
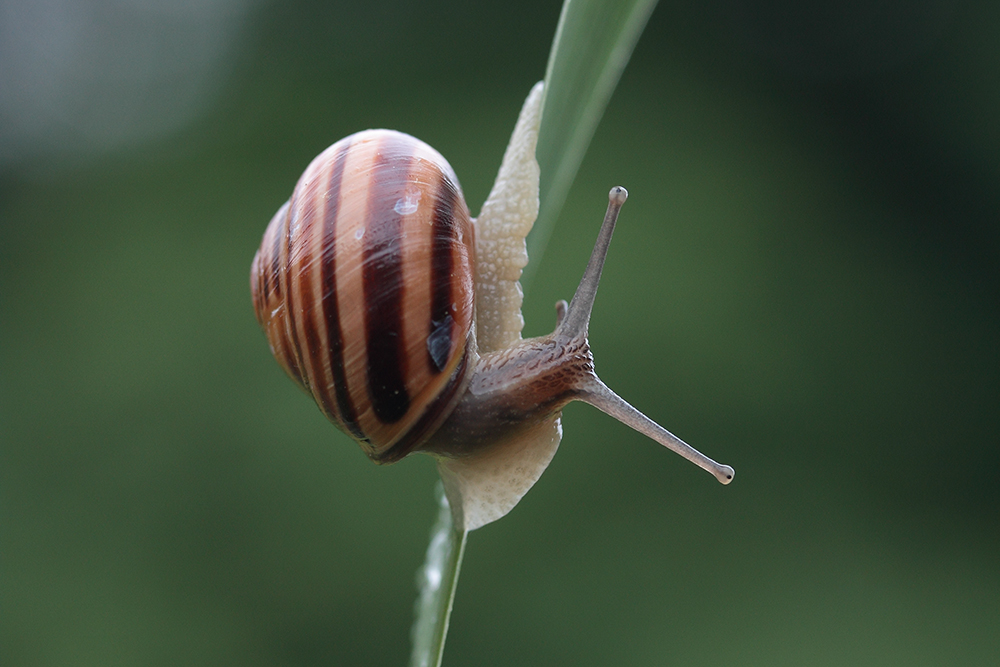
410,2,659,665
529,0,660,284
409,485,467,667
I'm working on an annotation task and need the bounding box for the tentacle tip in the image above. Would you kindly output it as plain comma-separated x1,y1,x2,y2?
609,186,628,205
715,465,735,485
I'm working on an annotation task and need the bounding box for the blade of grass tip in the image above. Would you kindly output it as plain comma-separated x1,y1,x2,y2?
409,483,468,667
526,0,660,287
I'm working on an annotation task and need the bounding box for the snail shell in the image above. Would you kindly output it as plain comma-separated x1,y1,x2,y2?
251,129,475,463
252,83,733,530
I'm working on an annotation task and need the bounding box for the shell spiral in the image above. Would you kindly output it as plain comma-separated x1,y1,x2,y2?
251,129,476,463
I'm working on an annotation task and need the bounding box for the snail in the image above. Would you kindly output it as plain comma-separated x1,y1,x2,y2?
251,82,733,530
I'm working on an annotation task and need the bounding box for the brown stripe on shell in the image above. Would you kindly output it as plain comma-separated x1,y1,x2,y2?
427,172,461,373
363,139,412,424
276,142,370,442
267,200,283,299
254,200,307,390
279,187,311,391
289,162,326,406
320,137,380,449
319,142,366,439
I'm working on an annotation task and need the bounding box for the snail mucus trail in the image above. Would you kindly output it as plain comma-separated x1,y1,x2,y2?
251,82,732,531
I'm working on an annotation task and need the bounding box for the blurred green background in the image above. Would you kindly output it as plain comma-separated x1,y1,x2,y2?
2,1,998,665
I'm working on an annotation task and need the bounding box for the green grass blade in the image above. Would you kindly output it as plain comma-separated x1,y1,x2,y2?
410,2,657,665
409,484,468,667
528,0,660,284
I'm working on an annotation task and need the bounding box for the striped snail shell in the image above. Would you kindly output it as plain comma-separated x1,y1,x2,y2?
251,83,733,530
251,129,475,464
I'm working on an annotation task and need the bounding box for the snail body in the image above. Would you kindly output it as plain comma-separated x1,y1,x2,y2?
252,83,733,530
